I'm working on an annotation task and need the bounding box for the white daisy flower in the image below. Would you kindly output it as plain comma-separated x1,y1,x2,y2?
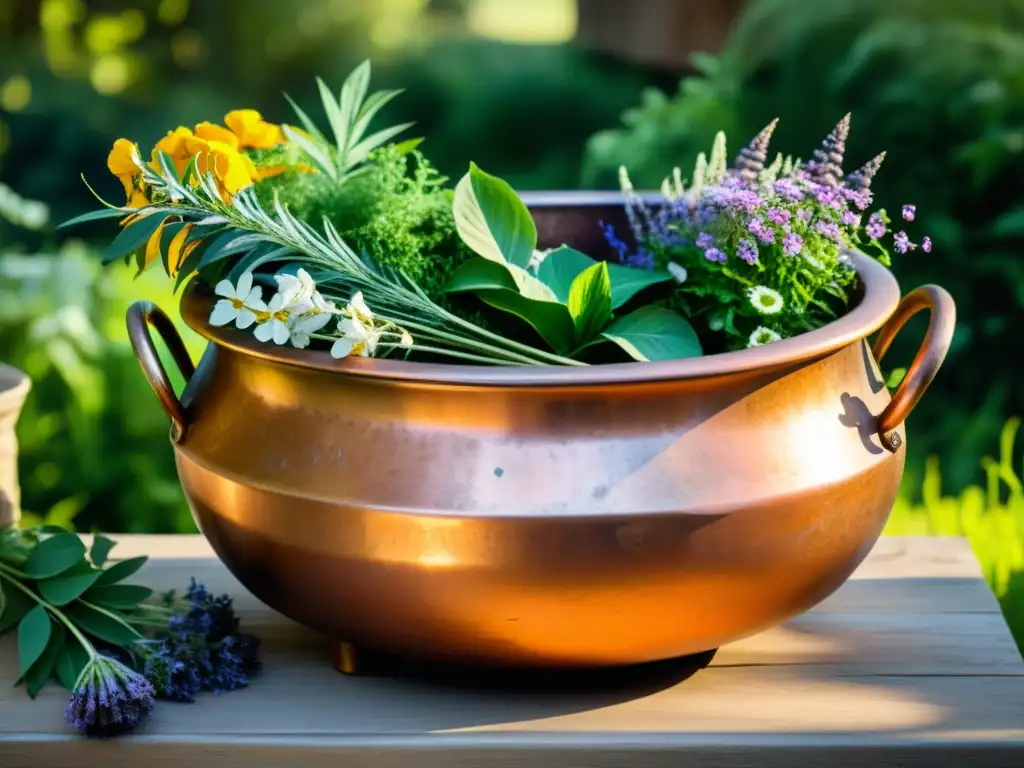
209,272,265,329
748,326,783,348
667,261,688,284
331,316,380,359
747,285,785,315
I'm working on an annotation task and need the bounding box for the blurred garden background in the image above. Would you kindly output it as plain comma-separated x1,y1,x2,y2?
0,0,1022,642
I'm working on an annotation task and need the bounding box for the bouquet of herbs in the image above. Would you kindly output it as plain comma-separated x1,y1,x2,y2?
0,527,259,737
64,61,931,365
609,115,932,351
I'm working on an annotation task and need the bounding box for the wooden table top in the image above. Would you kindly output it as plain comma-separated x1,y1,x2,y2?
2,535,1023,767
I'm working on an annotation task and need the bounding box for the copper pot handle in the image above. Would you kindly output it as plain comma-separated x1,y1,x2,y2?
871,285,956,453
126,301,196,443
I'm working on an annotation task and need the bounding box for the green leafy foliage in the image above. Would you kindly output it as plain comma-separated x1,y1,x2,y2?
0,243,197,534
23,533,86,579
0,529,153,696
18,605,52,679
567,262,612,346
282,60,412,183
453,163,538,269
600,307,704,362
445,169,702,361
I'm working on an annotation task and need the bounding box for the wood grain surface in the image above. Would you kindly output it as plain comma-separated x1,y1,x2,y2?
1,536,1022,767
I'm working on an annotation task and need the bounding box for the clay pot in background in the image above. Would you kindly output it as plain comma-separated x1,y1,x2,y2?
577,0,746,72
0,364,30,529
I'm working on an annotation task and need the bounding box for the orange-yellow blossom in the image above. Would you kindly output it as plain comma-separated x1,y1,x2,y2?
185,135,259,197
167,223,200,277
107,138,142,199
225,109,284,150
151,126,195,176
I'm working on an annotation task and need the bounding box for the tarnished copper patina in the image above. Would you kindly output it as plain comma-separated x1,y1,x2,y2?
127,193,955,669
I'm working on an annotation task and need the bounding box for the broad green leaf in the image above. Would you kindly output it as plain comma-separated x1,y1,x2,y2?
537,246,596,303
508,265,559,302
538,246,674,308
445,257,518,293
38,567,103,607
89,535,117,568
606,263,675,309
95,555,148,586
56,639,90,691
477,288,576,355
23,533,86,579
567,262,613,346
57,207,128,230
18,606,51,679
64,603,143,647
103,212,166,266
0,581,31,635
25,624,63,698
84,584,154,610
453,162,537,268
600,307,703,362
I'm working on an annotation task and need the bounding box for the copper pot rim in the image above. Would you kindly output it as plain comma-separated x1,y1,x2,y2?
179,250,899,387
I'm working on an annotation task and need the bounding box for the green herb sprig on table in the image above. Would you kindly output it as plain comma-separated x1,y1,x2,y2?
0,527,260,738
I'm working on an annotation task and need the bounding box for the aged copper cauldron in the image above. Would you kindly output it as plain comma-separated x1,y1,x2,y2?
127,193,955,671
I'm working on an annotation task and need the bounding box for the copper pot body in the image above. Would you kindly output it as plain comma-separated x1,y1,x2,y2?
130,195,955,668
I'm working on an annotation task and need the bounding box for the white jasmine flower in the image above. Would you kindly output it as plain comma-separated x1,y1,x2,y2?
747,285,785,315
398,329,414,348
345,291,374,324
209,272,265,329
288,311,333,349
253,292,292,345
667,262,688,284
274,268,317,314
748,326,783,348
330,316,379,359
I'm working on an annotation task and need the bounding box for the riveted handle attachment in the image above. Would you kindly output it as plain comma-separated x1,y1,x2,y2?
126,301,195,443
872,286,956,453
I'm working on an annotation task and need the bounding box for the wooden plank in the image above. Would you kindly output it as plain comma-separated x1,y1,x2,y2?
1,535,1022,767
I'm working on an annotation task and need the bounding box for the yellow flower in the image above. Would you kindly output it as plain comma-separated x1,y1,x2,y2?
151,126,194,176
144,217,168,268
107,138,142,199
167,223,200,278
185,136,258,198
224,109,283,150
193,121,241,151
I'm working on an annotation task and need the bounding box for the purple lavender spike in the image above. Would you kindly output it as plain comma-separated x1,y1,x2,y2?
807,113,851,188
731,118,779,188
844,151,886,192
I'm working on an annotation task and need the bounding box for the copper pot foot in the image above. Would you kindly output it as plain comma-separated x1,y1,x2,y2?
330,641,718,682
331,641,363,675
